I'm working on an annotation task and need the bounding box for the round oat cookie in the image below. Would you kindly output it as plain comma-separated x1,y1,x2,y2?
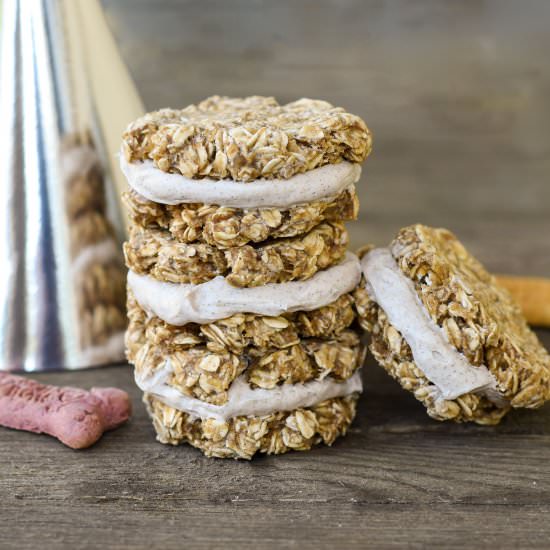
122,185,359,248
131,330,364,408
126,290,365,407
354,224,550,425
144,392,359,460
126,289,358,356
122,96,372,182
123,220,349,288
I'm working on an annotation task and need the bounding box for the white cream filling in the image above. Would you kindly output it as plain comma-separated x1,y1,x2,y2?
362,248,498,401
120,153,361,208
136,365,363,421
128,252,362,326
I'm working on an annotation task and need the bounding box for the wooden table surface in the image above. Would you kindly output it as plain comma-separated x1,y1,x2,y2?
2,1,550,548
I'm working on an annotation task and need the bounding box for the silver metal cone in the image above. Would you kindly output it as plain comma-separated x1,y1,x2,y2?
0,0,144,371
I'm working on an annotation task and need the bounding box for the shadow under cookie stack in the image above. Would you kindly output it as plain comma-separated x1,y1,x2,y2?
121,96,372,458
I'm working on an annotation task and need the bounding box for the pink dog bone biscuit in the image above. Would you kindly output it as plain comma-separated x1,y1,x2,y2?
0,373,131,449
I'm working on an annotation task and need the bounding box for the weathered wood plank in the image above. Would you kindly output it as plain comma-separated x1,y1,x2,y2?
1,331,549,549
3,503,550,550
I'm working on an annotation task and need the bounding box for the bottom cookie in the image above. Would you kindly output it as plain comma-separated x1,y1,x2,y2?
144,393,359,460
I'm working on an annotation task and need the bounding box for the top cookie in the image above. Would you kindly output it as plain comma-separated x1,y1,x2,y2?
122,96,372,182
391,224,550,409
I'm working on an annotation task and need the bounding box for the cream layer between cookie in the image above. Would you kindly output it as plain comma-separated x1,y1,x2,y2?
128,252,362,326
120,153,361,208
362,248,498,400
136,366,362,421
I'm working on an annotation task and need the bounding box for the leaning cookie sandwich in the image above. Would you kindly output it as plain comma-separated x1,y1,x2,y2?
354,224,550,425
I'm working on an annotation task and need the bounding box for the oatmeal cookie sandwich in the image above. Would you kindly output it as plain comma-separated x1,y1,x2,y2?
121,96,369,286
354,224,550,425
127,256,366,459
120,96,372,458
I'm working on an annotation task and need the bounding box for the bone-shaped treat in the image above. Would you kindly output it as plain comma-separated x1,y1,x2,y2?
0,373,131,449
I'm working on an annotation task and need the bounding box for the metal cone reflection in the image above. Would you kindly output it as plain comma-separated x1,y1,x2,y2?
0,0,144,371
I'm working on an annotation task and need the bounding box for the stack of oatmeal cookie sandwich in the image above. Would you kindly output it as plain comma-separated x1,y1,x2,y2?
120,96,372,458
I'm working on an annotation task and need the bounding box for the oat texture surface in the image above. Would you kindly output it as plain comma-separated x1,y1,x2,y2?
355,224,550,424
145,392,359,459
122,96,372,181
